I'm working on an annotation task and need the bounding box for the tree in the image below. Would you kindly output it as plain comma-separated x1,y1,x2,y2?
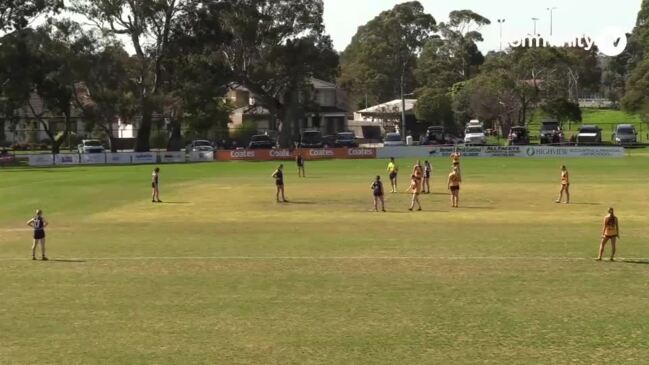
414,88,454,132
541,98,582,127
206,0,338,147
416,10,489,91
0,0,63,34
339,1,435,108
72,0,187,151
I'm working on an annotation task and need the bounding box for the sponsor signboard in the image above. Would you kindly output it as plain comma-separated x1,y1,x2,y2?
0,154,16,165
80,153,107,165
130,152,157,164
216,148,377,161
28,154,54,166
106,153,132,164
55,154,80,165
159,152,185,163
378,145,625,159
189,151,215,162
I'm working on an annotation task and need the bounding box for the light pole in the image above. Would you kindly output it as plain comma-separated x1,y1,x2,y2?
547,7,557,36
531,17,539,35
497,19,506,51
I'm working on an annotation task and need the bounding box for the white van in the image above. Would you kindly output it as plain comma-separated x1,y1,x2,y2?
464,120,486,145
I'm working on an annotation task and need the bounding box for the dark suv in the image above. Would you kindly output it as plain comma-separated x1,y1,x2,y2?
299,130,324,148
248,135,275,149
334,132,358,147
508,126,530,145
539,120,561,144
576,125,602,145
420,126,445,145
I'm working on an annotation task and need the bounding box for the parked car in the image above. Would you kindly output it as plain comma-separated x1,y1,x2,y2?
334,132,359,148
464,120,486,145
299,130,324,148
576,125,602,145
248,134,275,149
539,120,561,144
186,140,214,152
420,126,445,145
613,124,638,145
383,133,404,146
322,135,337,148
508,126,530,146
77,139,105,154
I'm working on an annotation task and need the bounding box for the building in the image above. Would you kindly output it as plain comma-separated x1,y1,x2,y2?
349,99,420,139
227,78,349,136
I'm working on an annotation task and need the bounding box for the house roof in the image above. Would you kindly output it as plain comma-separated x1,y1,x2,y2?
310,78,337,90
357,99,417,114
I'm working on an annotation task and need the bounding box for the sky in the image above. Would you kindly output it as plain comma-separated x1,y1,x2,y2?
322,0,643,53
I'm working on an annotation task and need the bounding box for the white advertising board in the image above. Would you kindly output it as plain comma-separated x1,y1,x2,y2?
55,154,80,165
80,154,106,165
130,152,157,164
106,153,132,164
159,152,186,163
190,151,214,162
378,146,625,159
28,154,54,166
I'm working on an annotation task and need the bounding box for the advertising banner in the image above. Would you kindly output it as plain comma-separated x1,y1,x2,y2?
378,146,625,159
189,151,215,162
80,154,107,165
159,152,186,163
106,153,132,164
55,154,80,165
130,152,157,164
216,148,377,161
28,154,54,166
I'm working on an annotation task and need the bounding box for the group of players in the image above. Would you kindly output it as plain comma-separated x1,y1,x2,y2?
25,152,620,262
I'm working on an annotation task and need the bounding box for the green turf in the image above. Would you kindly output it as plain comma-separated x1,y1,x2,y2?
1,158,649,364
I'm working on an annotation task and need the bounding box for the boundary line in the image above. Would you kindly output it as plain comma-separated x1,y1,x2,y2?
0,256,645,262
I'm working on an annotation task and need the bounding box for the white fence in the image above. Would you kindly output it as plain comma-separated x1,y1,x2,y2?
377,145,626,159
27,151,214,166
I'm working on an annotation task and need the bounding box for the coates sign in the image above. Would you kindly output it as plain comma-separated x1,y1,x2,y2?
216,148,376,161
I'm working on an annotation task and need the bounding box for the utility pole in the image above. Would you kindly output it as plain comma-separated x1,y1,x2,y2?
531,17,539,35
547,7,557,36
400,61,407,142
497,19,506,51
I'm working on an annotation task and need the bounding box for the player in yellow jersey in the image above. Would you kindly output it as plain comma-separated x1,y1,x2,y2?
556,165,570,204
447,166,462,208
387,157,399,193
597,208,620,261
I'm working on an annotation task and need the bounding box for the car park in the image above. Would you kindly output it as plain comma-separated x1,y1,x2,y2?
334,132,359,148
78,139,105,154
613,124,638,145
539,120,562,144
464,120,486,145
576,125,602,145
507,126,530,146
248,134,275,149
299,130,324,148
186,140,214,152
383,133,404,146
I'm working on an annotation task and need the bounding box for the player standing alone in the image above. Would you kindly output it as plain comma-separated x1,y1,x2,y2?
597,208,620,262
556,165,570,204
423,160,432,194
152,167,162,203
447,166,462,208
408,174,422,211
296,153,305,177
27,209,48,261
272,164,288,203
387,157,399,193
371,176,386,212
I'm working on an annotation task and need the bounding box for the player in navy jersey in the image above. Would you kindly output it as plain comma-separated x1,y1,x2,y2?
27,209,48,261
296,153,305,177
272,164,288,203
151,167,161,203
371,176,386,212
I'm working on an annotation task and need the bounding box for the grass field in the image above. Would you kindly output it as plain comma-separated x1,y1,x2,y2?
1,158,649,364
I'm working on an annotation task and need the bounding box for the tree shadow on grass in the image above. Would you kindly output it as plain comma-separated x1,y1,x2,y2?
284,201,316,205
622,260,649,265
571,202,602,206
50,259,86,263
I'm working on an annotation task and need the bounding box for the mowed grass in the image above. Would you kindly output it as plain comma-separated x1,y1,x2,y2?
1,158,649,364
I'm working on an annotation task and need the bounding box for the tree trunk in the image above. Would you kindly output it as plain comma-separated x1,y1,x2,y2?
135,99,153,152
166,118,183,151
